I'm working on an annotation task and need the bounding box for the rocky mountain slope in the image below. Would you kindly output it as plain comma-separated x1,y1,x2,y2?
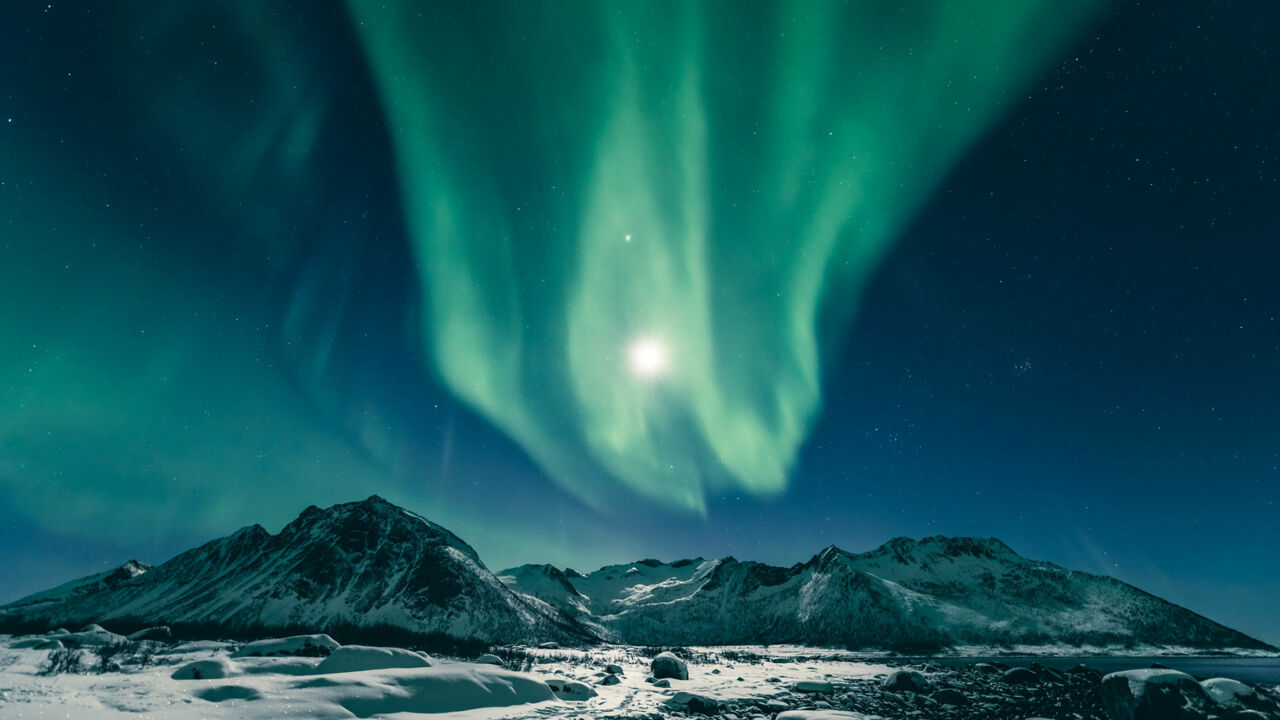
0,496,591,645
4,498,1270,652
500,537,1273,651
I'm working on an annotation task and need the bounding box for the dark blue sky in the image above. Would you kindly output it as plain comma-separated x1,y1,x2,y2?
1,0,1277,646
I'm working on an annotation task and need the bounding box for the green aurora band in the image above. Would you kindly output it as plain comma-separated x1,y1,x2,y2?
350,0,1105,512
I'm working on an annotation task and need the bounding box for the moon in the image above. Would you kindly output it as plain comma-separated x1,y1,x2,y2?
627,337,669,379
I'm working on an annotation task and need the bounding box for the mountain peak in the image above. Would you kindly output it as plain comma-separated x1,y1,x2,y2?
283,496,482,563
808,544,848,568
872,535,1017,562
356,494,397,510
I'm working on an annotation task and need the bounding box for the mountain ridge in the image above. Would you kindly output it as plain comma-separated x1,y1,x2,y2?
501,536,1274,652
0,496,594,647
2,496,1272,653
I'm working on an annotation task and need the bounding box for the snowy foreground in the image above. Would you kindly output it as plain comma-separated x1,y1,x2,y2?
4,633,1280,720
0,635,893,720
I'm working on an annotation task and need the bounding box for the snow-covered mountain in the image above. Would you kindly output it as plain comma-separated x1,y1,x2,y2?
500,537,1273,652
4,498,1270,652
0,496,591,645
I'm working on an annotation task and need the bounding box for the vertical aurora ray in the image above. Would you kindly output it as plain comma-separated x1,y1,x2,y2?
349,0,1105,512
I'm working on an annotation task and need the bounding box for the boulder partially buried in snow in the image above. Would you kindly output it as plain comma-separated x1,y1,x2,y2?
651,651,689,680
47,628,127,647
544,677,598,701
231,634,339,658
475,653,504,666
1201,677,1257,709
1200,678,1280,715
283,666,556,715
1100,669,1216,720
127,626,174,643
313,645,433,674
9,636,64,650
171,657,238,680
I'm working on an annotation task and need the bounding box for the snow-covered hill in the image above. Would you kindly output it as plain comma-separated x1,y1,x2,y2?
500,537,1273,652
0,496,591,645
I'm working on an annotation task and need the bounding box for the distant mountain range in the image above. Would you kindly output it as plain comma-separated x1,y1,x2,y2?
2,496,1271,653
500,538,1271,651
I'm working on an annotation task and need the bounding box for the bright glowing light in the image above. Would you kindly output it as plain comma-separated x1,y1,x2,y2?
628,337,669,378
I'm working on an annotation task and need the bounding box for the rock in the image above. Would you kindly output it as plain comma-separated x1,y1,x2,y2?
9,637,59,649
974,662,1001,674
761,700,791,714
313,645,432,674
1200,677,1258,709
605,663,624,675
537,641,561,649
933,688,969,705
795,680,833,693
47,628,127,647
126,626,174,643
599,673,621,686
231,634,339,658
1002,667,1038,684
651,651,689,680
644,676,657,684
1100,668,1216,720
665,691,723,715
768,707,880,712
1030,662,1067,683
653,678,671,688
171,657,237,680
1201,678,1280,715
544,677,597,701
80,623,106,633
882,670,929,693
475,653,503,665
193,684,263,703
1069,663,1103,680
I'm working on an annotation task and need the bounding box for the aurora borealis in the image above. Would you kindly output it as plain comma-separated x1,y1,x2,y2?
2,0,1280,646
351,0,1103,511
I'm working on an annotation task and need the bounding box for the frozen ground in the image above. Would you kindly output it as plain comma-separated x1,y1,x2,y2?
0,635,893,719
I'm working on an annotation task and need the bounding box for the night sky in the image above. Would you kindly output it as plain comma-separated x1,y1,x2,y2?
2,1,1278,645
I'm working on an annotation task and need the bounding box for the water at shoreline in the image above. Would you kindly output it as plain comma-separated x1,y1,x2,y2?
924,656,1280,687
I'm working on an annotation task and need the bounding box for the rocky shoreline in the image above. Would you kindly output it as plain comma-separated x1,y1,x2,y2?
634,653,1280,720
